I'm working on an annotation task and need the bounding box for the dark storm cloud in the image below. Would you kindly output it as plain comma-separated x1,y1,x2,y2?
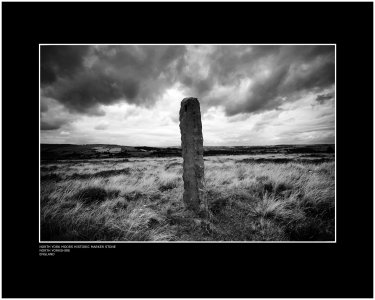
40,97,78,131
41,45,187,115
179,45,280,99
41,46,90,85
196,45,335,116
41,45,334,118
315,92,334,103
46,71,134,114
40,98,49,112
41,119,67,130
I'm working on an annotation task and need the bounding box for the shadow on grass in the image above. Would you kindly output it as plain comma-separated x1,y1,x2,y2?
69,168,131,180
74,187,120,205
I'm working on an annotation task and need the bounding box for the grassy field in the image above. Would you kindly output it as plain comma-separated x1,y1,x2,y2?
40,154,335,241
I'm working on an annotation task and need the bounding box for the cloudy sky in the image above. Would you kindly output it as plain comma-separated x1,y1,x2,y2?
40,45,335,146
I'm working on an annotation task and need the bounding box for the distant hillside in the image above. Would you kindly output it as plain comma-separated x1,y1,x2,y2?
40,144,335,161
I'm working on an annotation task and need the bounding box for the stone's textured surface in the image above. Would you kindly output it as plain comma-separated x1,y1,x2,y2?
179,97,207,216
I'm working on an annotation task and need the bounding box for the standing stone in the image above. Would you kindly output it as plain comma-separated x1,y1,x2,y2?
179,97,208,217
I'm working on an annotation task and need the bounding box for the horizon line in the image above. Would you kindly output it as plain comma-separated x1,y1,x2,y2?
40,142,335,147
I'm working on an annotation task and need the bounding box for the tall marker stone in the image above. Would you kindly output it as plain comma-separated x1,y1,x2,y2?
179,97,208,216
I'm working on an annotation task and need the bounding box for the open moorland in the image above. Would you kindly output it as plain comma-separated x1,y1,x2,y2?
40,145,335,241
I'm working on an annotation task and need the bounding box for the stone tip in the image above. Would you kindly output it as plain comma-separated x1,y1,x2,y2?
181,97,199,104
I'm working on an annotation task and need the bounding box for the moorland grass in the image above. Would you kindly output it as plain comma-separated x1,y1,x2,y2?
40,156,335,241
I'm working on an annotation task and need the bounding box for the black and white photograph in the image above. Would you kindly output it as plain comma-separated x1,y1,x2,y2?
3,2,373,298
40,44,336,242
